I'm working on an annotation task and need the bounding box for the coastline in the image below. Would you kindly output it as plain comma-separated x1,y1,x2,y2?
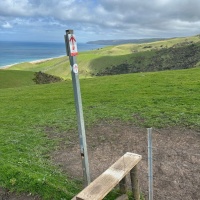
0,55,65,70
0,42,106,70
0,64,18,69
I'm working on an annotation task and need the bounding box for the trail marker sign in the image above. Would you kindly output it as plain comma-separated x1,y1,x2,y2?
68,34,78,56
64,30,91,187
73,63,78,74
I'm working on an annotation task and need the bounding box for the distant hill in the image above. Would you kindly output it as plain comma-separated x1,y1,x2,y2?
91,40,200,76
87,38,168,45
6,34,200,79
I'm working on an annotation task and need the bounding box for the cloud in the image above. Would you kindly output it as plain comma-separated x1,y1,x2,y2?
2,22,12,28
0,0,200,42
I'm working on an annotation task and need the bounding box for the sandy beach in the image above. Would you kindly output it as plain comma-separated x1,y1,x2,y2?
0,64,18,69
0,55,65,70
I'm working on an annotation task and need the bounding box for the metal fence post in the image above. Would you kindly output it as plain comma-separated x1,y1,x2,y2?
64,29,91,186
148,128,153,200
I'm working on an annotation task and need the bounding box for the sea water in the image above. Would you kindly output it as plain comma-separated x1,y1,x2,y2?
0,41,105,68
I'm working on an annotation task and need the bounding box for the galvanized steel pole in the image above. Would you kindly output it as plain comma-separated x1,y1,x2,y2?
64,30,91,186
148,127,153,200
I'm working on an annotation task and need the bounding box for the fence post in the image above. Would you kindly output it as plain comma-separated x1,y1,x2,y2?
148,127,153,200
119,176,127,194
130,165,140,200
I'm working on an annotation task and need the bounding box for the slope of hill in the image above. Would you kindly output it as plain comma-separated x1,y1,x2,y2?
6,34,200,79
0,70,64,89
91,41,200,76
0,67,200,199
0,70,35,89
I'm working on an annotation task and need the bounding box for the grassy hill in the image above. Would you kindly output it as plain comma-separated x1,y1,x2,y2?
6,34,200,79
89,35,200,75
1,34,200,199
0,67,200,199
0,70,35,89
0,70,64,89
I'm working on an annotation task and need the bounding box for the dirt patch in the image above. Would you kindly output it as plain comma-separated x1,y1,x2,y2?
0,187,40,200
1,121,199,199
52,121,200,200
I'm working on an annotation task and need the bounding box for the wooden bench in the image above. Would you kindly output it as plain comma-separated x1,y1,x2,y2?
72,152,142,200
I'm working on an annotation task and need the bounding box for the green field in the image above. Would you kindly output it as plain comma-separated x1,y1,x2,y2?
0,35,200,199
1,67,200,199
0,70,35,89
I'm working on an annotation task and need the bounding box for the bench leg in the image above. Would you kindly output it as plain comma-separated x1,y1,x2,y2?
119,176,127,194
130,165,140,200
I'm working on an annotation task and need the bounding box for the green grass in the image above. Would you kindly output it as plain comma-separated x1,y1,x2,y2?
0,82,81,199
0,70,35,89
0,67,200,199
7,34,200,79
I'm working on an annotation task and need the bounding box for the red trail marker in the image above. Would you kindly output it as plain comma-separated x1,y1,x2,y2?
68,34,78,56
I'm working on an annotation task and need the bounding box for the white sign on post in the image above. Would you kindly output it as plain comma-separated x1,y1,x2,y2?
73,63,78,74
68,34,78,56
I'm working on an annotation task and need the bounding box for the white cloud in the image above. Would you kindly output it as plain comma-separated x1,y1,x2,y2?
2,22,12,28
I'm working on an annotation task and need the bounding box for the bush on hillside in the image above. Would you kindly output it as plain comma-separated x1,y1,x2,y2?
33,71,64,84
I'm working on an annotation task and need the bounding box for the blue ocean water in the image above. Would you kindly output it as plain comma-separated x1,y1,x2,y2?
0,41,105,68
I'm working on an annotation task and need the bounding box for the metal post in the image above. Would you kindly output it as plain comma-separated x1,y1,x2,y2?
64,30,91,186
148,128,153,200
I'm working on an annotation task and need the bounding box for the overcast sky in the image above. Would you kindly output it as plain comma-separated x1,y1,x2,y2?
0,0,200,43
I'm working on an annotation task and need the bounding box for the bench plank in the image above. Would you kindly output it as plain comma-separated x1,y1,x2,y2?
74,152,142,200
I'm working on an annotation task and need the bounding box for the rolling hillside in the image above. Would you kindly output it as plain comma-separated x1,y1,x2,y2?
0,70,35,89
5,34,200,79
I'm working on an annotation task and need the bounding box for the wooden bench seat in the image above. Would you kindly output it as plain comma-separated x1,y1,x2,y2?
72,152,142,200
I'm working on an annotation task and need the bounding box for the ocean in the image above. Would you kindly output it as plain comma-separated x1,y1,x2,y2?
0,41,105,68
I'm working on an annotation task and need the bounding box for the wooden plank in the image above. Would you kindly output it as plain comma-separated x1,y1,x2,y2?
74,152,142,200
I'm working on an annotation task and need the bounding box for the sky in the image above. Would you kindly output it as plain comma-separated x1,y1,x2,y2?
0,0,200,43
